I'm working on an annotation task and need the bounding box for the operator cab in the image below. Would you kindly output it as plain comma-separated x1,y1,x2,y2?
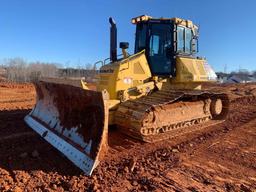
132,15,199,77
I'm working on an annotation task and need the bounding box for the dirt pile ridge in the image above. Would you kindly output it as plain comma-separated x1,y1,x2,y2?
0,82,35,110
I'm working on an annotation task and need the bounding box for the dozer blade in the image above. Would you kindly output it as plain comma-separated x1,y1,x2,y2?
24,81,108,175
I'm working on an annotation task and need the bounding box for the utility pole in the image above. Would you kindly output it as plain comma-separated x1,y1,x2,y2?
224,63,227,74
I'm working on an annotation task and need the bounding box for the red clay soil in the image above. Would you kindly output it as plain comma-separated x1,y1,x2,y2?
0,82,256,192
0,82,35,110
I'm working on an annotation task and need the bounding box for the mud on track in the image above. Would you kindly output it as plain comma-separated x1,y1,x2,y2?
0,82,256,192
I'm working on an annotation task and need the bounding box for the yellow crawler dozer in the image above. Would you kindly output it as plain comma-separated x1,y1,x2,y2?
25,15,229,175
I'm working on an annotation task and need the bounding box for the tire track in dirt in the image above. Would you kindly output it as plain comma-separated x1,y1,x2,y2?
89,96,256,192
175,107,256,191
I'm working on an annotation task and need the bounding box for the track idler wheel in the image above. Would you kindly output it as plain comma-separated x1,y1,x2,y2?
210,94,229,120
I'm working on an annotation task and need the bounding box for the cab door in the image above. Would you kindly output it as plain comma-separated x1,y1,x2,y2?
147,23,174,76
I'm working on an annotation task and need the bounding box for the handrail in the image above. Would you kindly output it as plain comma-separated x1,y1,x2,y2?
94,51,133,68
103,53,127,65
93,61,104,69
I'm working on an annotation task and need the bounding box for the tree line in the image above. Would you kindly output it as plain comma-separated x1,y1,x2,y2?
0,58,96,82
217,69,256,79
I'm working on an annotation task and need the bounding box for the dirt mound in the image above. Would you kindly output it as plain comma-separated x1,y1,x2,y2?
0,82,35,111
0,82,256,191
203,82,256,100
0,82,34,89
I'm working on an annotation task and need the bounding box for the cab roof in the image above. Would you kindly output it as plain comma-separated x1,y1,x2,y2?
131,15,198,29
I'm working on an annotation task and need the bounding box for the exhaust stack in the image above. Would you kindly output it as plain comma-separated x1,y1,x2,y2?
109,17,117,62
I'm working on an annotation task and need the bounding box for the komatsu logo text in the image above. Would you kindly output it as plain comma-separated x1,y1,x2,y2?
100,69,114,73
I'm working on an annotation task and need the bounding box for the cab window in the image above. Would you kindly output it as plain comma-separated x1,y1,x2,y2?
177,26,184,52
149,35,160,56
185,28,192,53
177,26,193,54
135,24,147,52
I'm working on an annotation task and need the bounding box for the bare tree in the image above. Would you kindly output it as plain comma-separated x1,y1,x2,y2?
85,63,93,70
5,58,28,82
3,57,98,83
4,58,59,82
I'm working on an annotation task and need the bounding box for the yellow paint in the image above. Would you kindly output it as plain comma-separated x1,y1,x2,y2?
96,50,152,101
81,80,89,89
174,56,209,83
90,52,214,100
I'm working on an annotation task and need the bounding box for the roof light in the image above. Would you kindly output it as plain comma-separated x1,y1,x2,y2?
141,15,146,21
131,15,152,24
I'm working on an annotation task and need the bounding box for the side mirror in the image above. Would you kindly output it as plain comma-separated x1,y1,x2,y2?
120,42,129,49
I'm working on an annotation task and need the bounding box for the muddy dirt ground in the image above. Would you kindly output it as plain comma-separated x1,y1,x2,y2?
0,82,256,192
